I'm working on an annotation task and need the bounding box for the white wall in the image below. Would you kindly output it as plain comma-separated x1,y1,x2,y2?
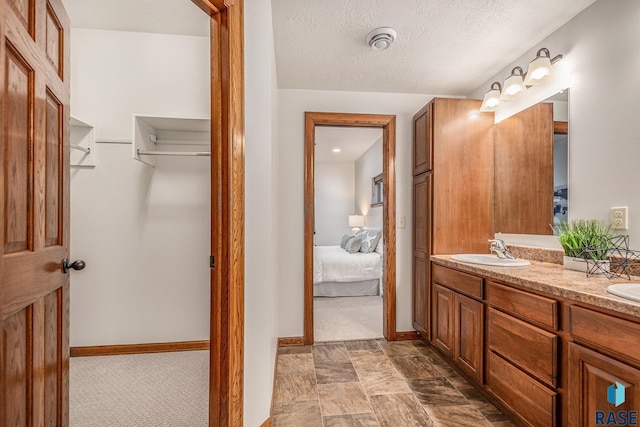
244,0,279,424
277,89,435,337
69,29,211,346
471,0,640,248
315,162,355,245
355,137,383,230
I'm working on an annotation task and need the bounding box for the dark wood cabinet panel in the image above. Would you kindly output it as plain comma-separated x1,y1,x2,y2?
432,283,454,356
413,173,431,253
454,292,484,383
569,305,640,365
433,263,483,299
412,172,432,338
488,308,557,388
487,281,558,330
431,266,484,383
487,351,557,427
412,103,432,175
568,343,640,427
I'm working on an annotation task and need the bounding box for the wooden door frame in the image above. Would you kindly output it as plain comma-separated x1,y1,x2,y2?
304,112,397,344
193,1,245,426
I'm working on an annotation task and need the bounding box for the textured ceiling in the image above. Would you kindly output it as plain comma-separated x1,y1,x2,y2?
60,0,596,95
315,127,381,163
61,0,209,37
272,0,597,95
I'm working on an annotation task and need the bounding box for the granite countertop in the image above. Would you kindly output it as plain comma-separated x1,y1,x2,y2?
431,255,640,318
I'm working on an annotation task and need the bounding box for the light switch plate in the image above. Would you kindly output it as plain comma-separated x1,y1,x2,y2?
398,216,406,228
610,207,628,230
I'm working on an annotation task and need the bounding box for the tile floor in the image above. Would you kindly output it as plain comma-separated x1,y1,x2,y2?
272,339,515,427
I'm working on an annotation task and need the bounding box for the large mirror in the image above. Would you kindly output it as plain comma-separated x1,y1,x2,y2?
494,90,569,235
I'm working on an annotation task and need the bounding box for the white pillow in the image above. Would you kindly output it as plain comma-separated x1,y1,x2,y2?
345,237,362,253
359,230,382,253
339,233,353,249
375,237,383,254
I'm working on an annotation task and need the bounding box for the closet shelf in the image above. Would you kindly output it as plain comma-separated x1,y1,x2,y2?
137,150,210,157
132,115,210,167
70,116,96,168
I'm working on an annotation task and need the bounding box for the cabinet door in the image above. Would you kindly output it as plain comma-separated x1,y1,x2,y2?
412,173,432,337
432,283,453,356
568,343,640,427
413,103,432,175
454,293,484,383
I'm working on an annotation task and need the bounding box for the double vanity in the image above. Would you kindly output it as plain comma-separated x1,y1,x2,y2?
411,96,640,426
427,254,640,427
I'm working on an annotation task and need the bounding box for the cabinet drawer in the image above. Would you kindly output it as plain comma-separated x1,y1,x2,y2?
487,281,558,330
433,264,482,299
569,305,640,364
487,351,557,427
488,308,558,388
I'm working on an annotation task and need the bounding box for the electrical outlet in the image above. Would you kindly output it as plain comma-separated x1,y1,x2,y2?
610,207,628,230
398,216,406,228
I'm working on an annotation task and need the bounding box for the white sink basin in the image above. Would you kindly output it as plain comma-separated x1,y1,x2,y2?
607,283,640,303
451,254,530,267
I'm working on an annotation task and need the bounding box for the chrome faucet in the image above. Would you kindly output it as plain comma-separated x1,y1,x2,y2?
489,239,516,260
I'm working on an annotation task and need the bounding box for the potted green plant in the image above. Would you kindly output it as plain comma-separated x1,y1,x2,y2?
552,219,615,272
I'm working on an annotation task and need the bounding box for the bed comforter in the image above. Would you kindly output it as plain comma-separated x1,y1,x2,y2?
313,245,382,285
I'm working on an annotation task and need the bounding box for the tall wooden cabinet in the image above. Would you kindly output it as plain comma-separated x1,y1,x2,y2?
412,98,494,340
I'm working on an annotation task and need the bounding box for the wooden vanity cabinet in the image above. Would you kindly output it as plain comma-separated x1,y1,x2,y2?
431,265,484,383
429,263,640,427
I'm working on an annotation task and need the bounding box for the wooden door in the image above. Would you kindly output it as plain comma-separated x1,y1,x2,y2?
431,283,453,356
453,292,484,383
412,102,432,175
568,343,640,427
412,172,431,338
1,0,71,425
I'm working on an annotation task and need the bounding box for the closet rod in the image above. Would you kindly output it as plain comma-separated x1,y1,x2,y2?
71,145,91,154
137,149,210,157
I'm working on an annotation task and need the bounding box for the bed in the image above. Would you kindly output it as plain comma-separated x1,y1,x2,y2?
313,245,382,297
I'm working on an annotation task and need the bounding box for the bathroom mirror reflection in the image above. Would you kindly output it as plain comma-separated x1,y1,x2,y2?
494,90,569,235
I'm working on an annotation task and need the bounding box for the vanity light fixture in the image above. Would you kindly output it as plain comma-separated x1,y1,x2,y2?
500,66,527,101
479,82,502,112
478,47,564,112
523,48,563,86
332,148,341,153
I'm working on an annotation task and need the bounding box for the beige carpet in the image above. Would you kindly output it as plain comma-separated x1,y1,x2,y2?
314,295,383,342
70,351,209,426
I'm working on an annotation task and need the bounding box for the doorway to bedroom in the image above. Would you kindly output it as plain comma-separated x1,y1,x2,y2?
304,112,397,344
314,126,384,341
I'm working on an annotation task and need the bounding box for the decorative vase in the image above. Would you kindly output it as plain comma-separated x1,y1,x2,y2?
563,256,610,275
563,256,587,272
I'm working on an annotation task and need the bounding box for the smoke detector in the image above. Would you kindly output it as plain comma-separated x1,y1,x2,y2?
366,27,397,51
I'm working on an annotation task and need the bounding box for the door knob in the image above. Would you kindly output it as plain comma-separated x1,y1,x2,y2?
62,258,86,274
